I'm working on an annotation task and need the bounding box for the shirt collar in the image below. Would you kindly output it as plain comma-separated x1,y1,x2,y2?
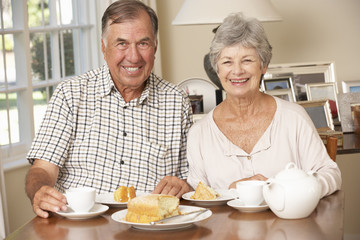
224,127,272,157
215,109,276,157
98,64,158,107
98,64,113,97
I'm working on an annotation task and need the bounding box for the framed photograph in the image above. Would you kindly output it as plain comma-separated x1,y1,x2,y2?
266,88,296,102
262,77,292,90
305,82,340,122
189,95,204,114
341,80,360,93
265,62,337,101
338,92,360,132
297,100,334,130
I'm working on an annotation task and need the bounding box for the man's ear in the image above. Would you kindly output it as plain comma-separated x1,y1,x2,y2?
101,39,106,55
154,39,158,54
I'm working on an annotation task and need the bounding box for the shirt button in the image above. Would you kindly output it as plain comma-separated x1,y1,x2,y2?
123,131,127,137
247,156,251,160
120,160,125,164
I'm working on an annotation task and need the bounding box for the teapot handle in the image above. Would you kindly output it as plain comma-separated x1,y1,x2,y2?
307,170,322,199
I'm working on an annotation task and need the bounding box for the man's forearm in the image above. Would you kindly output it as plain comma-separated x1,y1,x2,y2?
25,167,56,202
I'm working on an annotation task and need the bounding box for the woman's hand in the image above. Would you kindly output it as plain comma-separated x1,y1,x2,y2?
228,174,268,189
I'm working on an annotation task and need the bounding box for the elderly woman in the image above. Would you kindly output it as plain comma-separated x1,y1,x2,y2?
186,13,341,198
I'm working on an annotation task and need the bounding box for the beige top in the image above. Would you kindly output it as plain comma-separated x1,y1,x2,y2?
187,97,341,198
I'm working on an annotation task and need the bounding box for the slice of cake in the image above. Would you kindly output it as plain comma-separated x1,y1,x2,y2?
125,194,180,223
190,181,220,200
114,186,136,202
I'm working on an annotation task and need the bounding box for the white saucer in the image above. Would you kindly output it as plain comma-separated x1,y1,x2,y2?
56,203,109,220
182,189,234,206
96,192,148,207
111,205,212,231
227,199,269,213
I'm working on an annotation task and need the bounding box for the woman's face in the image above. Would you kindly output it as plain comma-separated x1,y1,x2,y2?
217,44,267,99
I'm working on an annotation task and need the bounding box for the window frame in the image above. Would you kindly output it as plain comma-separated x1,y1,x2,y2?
0,0,100,169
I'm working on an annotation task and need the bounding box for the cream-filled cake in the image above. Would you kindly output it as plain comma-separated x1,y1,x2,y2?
125,194,180,223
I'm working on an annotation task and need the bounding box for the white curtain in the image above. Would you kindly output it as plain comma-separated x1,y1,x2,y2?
0,194,5,239
0,160,8,239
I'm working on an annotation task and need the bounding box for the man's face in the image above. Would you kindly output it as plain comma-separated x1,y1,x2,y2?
101,10,157,93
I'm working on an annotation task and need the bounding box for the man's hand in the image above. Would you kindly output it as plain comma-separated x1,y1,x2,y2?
31,185,67,218
228,174,268,189
26,159,65,218
152,176,193,198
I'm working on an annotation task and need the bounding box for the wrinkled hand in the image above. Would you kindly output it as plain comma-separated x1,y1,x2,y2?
228,174,268,189
152,176,193,198
32,186,67,218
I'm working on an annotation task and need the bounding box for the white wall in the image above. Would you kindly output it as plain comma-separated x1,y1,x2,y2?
156,0,360,85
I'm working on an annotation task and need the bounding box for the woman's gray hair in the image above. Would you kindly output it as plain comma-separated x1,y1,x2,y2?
209,13,272,73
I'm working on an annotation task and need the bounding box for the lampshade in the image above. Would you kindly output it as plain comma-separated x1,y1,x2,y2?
172,0,282,25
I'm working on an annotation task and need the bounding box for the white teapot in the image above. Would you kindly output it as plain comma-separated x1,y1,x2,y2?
263,162,322,219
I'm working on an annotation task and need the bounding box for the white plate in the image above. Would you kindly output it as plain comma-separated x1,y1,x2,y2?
111,205,212,231
96,192,148,207
178,77,218,114
56,203,109,220
182,189,234,206
227,199,269,213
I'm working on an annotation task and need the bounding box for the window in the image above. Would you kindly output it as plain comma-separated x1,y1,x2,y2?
0,0,99,166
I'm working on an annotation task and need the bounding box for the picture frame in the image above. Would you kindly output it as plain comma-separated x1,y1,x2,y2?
305,82,340,122
188,95,204,114
265,62,337,102
337,92,360,132
266,88,296,102
297,100,334,130
262,76,296,97
341,80,360,93
262,77,292,90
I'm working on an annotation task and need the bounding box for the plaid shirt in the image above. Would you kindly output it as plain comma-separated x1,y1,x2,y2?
27,64,193,193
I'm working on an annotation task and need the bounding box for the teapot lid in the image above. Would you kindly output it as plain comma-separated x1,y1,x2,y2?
275,162,308,180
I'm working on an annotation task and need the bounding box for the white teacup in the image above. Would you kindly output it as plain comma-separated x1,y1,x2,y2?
230,180,265,206
65,187,96,212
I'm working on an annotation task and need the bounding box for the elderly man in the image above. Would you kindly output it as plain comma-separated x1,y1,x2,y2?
26,0,193,218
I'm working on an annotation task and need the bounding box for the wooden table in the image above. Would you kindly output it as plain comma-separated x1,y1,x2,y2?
6,191,344,240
